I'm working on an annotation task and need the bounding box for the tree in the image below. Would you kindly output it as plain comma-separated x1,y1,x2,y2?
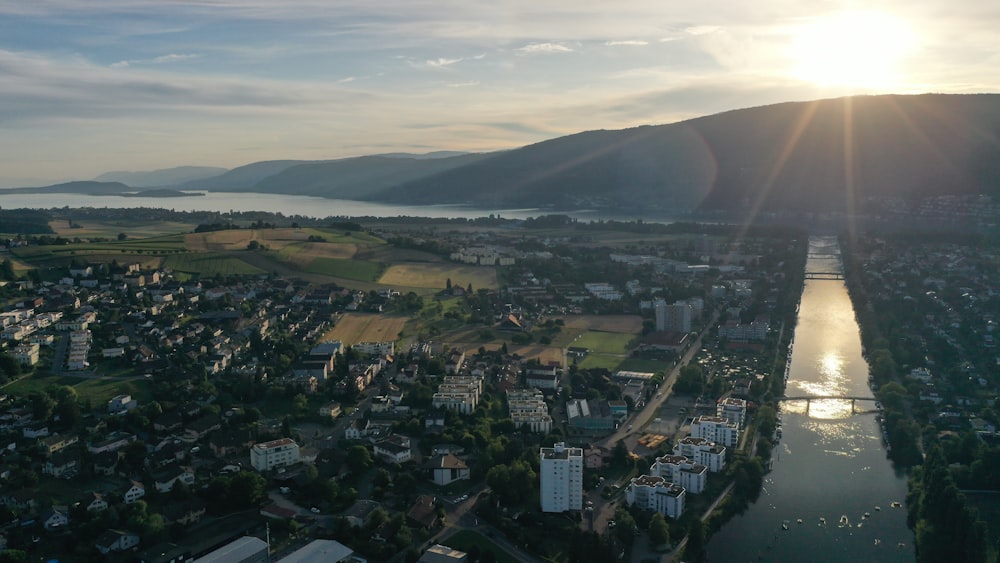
346,445,373,475
648,513,670,547
117,232,127,241
684,518,707,562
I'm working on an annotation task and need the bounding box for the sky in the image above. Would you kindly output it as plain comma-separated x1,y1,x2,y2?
1,0,998,187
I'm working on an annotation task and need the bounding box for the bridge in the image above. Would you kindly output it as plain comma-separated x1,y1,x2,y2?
804,272,844,280
778,395,879,413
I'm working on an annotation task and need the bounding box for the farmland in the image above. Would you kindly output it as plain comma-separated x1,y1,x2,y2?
320,313,409,345
162,252,265,276
379,263,498,290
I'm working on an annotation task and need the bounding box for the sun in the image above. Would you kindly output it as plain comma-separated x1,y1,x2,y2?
789,11,917,89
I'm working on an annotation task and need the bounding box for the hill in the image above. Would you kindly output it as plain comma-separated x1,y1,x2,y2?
6,181,132,195
94,166,228,187
371,94,1000,214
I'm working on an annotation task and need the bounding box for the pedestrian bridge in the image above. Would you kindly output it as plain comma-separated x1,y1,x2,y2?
804,272,845,280
778,395,879,413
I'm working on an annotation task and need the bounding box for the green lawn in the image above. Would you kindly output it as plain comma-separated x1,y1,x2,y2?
573,331,636,355
305,257,383,281
443,530,519,563
576,354,626,371
616,358,668,374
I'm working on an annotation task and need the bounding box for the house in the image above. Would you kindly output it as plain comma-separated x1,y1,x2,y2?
93,451,120,476
345,418,372,440
162,499,206,526
406,494,440,529
123,480,146,504
42,451,79,478
210,429,255,457
424,454,470,486
42,506,70,530
182,415,221,442
343,499,381,528
154,467,195,493
153,411,183,433
319,401,342,419
80,492,108,512
88,431,136,454
95,529,141,554
40,433,79,455
374,435,412,464
22,421,50,439
585,446,605,469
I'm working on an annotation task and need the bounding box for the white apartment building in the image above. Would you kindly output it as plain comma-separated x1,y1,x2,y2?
432,376,483,414
691,416,740,448
507,389,552,433
716,397,748,428
355,341,395,356
250,438,300,472
625,475,685,519
649,455,708,494
673,437,727,473
540,442,583,513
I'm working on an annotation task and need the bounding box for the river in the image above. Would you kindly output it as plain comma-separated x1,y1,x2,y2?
706,236,914,562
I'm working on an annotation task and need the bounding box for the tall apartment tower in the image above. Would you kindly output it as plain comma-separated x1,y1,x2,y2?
540,442,584,512
655,299,692,333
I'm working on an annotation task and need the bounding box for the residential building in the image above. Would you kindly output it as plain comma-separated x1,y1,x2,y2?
540,442,583,513
625,475,685,519
691,416,740,448
108,394,137,415
319,401,342,419
424,454,470,486
673,438,727,473
649,455,708,494
716,397,748,428
250,438,300,472
279,539,360,563
124,480,146,504
507,389,552,433
655,299,692,333
96,529,141,555
374,435,412,464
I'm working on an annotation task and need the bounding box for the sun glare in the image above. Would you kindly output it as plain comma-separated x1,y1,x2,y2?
790,11,916,89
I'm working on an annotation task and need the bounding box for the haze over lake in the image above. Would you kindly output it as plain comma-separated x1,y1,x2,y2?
0,191,669,222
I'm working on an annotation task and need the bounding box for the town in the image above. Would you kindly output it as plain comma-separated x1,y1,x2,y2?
0,207,996,562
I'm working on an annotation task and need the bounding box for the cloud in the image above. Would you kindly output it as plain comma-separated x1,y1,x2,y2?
152,53,200,64
425,57,463,68
517,42,573,54
448,81,480,87
605,40,648,47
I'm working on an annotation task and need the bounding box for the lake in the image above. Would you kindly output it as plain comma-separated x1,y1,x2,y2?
0,191,663,222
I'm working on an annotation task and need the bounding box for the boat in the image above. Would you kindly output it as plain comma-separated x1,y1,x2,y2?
839,515,849,526
874,506,881,511
796,518,803,524
782,520,789,530
890,501,902,508
863,512,871,519
819,517,826,524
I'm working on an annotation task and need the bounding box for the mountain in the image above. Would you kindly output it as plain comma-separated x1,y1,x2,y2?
182,160,312,191
248,153,491,199
371,94,1000,214
94,166,228,187
5,181,132,195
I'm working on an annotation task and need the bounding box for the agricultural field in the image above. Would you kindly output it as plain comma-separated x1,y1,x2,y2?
163,252,264,276
304,257,382,282
320,313,408,345
49,219,198,239
379,264,498,290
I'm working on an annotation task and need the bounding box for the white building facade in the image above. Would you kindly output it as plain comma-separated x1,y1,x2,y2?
540,442,583,513
250,438,301,471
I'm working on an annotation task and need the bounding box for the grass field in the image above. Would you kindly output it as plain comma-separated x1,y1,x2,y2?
379,264,498,290
616,358,668,374
571,331,636,354
304,257,382,281
3,372,154,405
320,313,408,345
